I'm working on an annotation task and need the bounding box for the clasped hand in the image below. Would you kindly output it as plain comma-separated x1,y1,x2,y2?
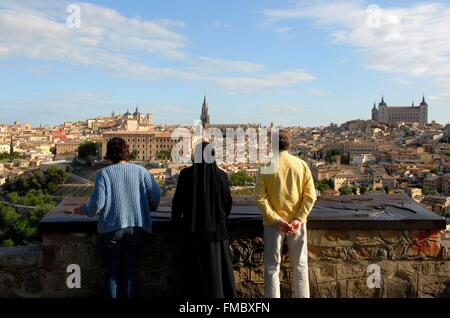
277,219,301,235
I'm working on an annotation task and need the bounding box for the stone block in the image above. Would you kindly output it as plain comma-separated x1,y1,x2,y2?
18,271,44,297
249,268,264,284
317,281,337,298
56,241,97,269
346,277,381,298
309,230,352,247
0,272,15,295
374,260,398,275
422,261,450,276
42,271,69,295
322,247,347,260
398,261,421,274
418,275,450,298
237,281,264,298
383,270,417,298
336,262,367,280
379,230,405,245
310,262,336,283
0,246,42,267
349,230,383,246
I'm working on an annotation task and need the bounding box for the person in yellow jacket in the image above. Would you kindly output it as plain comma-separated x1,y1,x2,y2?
255,130,317,298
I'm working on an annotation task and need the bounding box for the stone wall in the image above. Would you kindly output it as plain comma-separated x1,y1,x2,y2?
1,226,449,298
231,229,450,298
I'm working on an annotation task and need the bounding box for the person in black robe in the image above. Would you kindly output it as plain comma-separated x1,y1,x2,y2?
172,141,237,298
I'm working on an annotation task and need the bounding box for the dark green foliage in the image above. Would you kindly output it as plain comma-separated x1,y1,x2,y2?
129,149,138,161
44,167,68,185
229,171,256,186
0,198,55,247
339,185,353,195
2,167,67,195
156,150,172,161
324,149,350,164
315,179,334,192
78,142,99,160
1,239,14,247
0,152,24,161
360,185,370,194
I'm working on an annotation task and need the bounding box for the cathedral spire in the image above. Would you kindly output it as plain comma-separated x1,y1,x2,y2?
200,95,210,128
420,95,428,106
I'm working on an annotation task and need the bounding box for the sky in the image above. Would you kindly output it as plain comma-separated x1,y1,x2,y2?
0,0,449,127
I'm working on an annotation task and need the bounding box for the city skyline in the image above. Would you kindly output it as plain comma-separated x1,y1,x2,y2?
1,0,450,126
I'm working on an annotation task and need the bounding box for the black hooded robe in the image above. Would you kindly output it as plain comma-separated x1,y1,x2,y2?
172,160,236,298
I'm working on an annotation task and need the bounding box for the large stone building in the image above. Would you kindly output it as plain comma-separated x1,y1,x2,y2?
102,131,181,161
371,96,428,126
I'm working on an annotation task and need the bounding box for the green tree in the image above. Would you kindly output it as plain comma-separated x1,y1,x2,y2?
7,192,20,204
384,186,392,194
429,167,439,174
315,179,334,192
0,198,54,246
0,152,23,161
229,171,256,186
339,185,353,195
156,150,172,161
360,185,370,194
1,239,14,248
85,155,94,166
324,149,350,164
78,142,98,160
2,168,67,195
44,167,68,185
129,150,138,161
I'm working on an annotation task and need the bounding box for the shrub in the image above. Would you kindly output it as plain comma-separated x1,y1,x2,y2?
1,239,14,248
229,171,256,186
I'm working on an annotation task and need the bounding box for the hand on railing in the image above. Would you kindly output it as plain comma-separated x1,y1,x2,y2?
73,207,83,215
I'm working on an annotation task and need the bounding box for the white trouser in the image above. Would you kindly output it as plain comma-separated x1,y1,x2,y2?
264,223,310,298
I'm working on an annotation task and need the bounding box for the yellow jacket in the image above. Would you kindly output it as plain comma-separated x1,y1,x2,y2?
255,151,317,225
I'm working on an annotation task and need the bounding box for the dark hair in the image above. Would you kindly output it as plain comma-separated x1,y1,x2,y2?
105,137,130,163
278,130,291,151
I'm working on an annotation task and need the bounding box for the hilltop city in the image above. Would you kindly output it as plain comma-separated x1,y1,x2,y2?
0,96,449,218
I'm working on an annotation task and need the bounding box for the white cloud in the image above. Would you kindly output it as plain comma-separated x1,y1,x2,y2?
0,0,315,94
0,1,187,61
429,93,450,101
275,27,292,33
263,1,450,81
194,57,266,74
433,77,450,89
215,69,315,94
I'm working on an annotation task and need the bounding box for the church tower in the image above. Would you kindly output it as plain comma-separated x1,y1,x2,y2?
419,95,428,126
371,101,378,121
200,96,210,128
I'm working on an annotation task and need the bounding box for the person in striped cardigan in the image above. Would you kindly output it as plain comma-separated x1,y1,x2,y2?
74,137,161,298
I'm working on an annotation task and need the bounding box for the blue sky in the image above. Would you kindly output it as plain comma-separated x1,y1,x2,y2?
0,0,449,127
